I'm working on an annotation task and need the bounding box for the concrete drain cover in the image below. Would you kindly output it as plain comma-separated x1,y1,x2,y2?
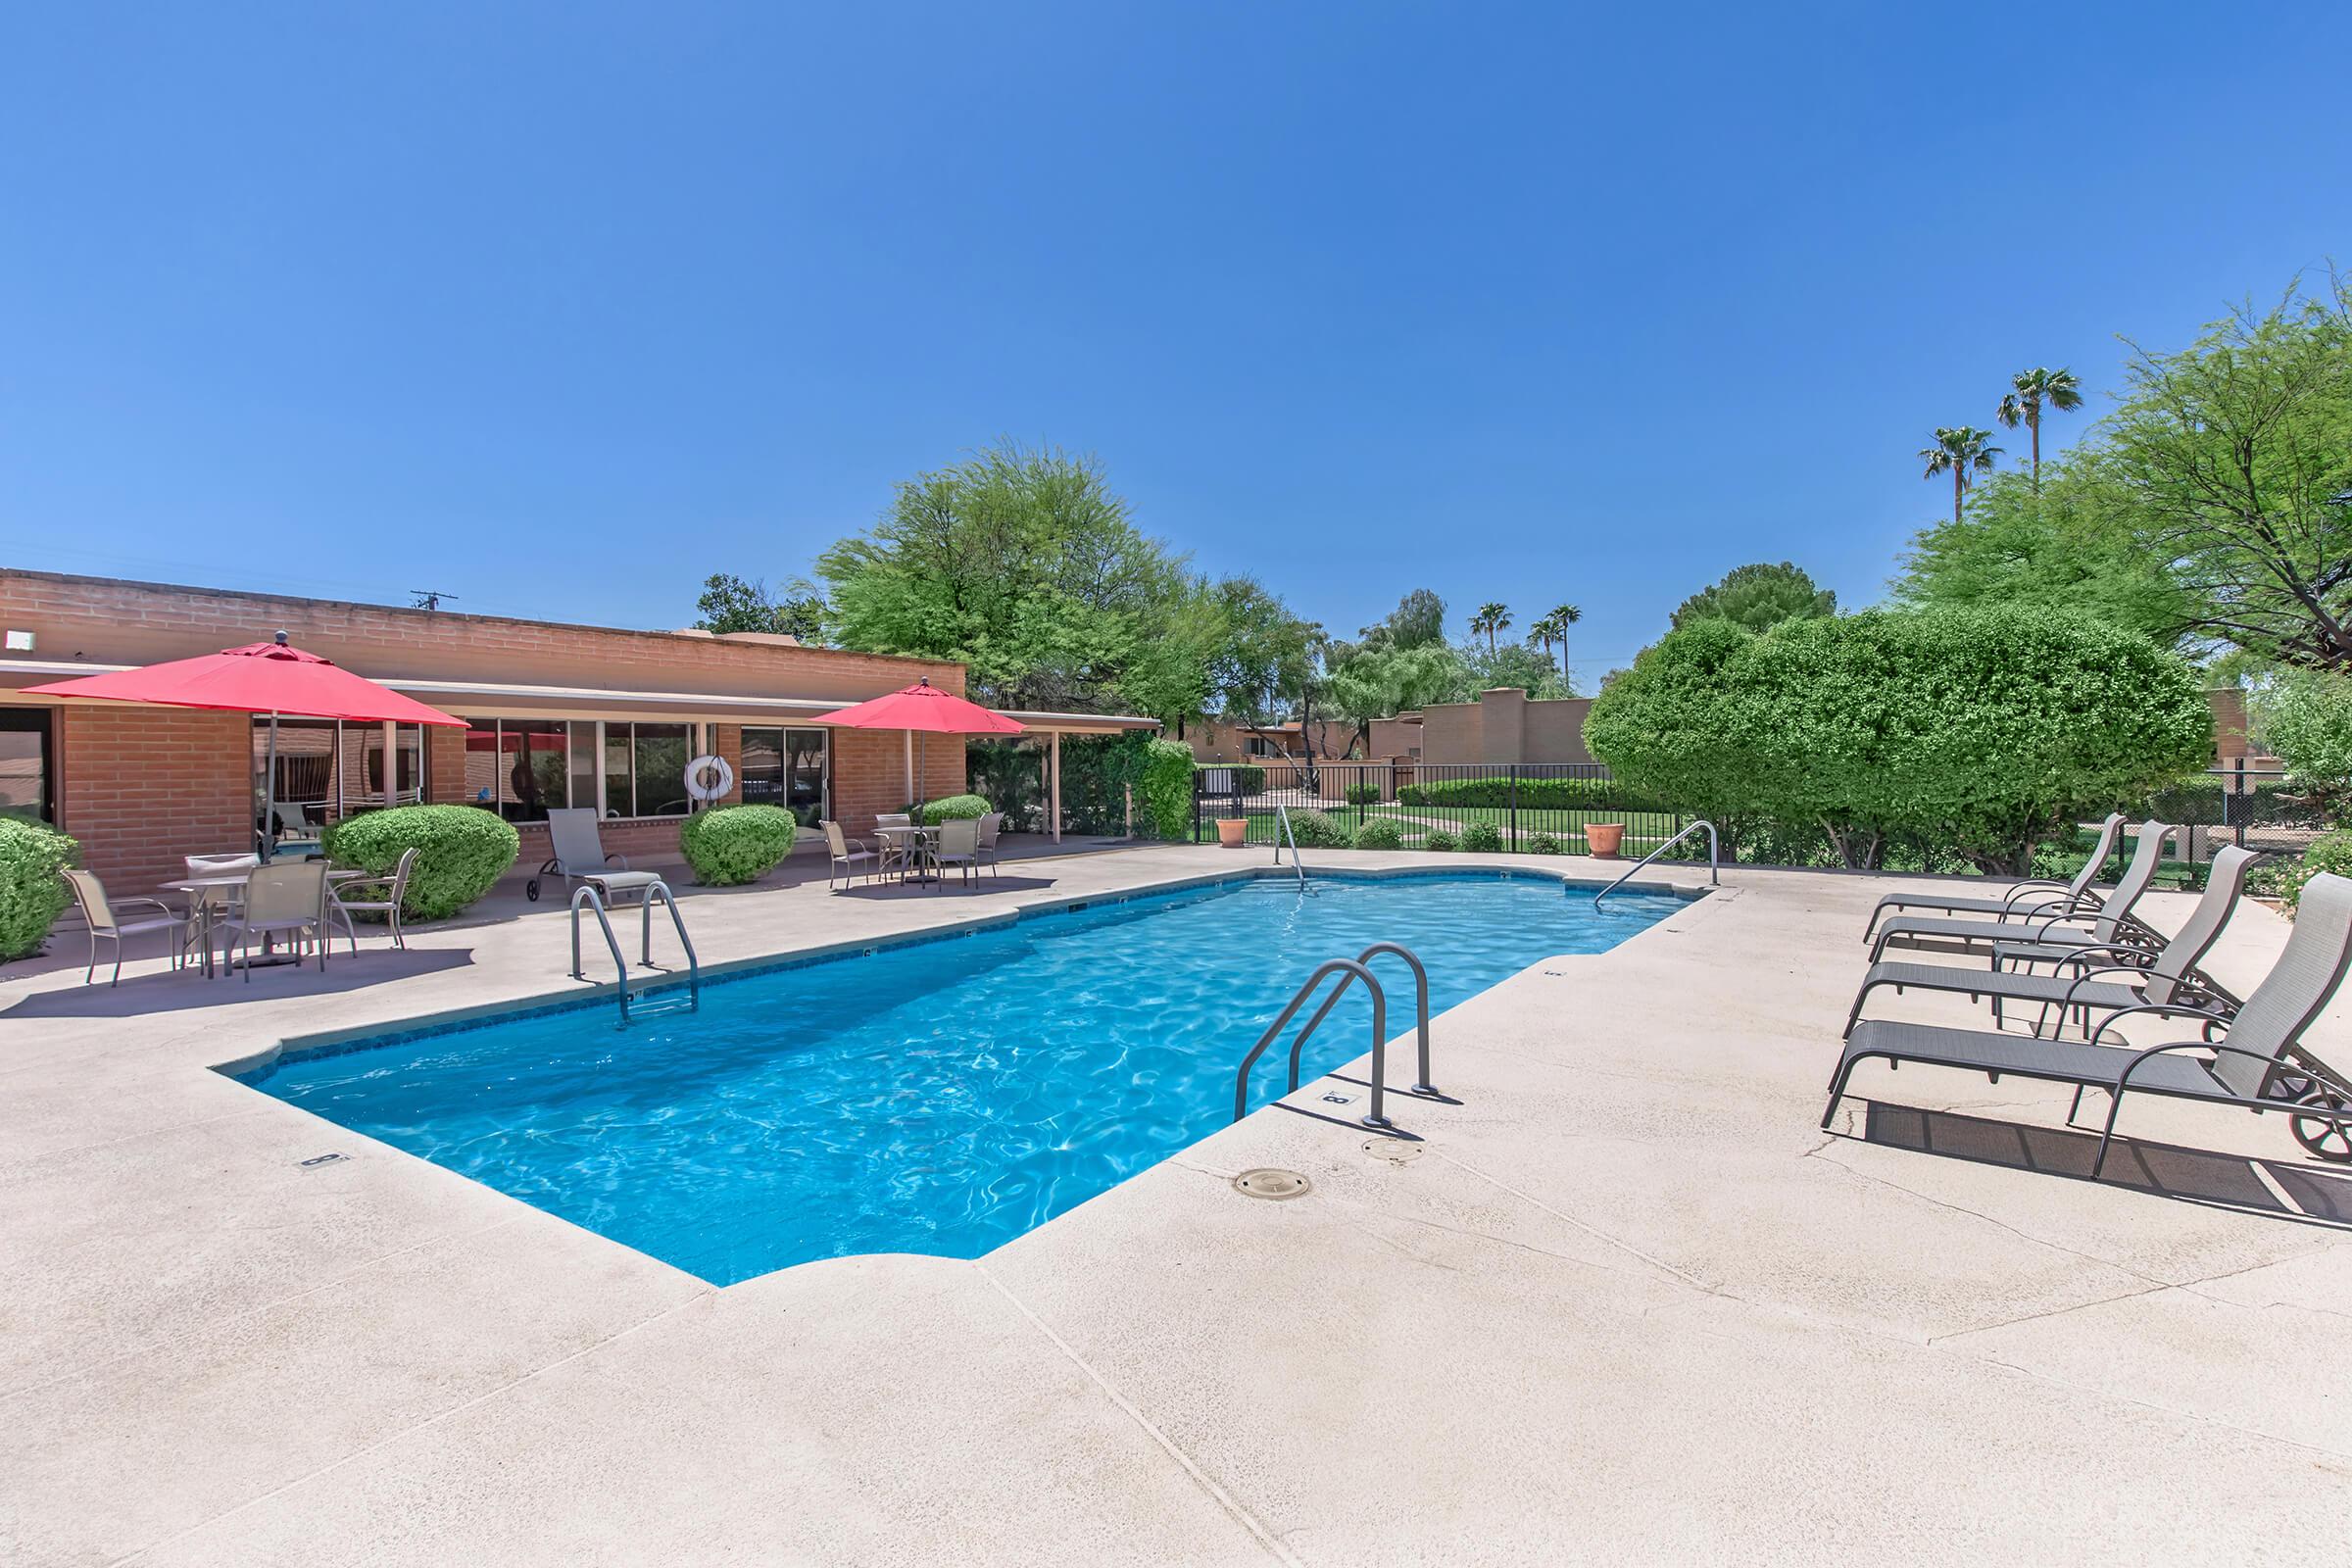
1233,1168,1311,1200
1363,1139,1422,1164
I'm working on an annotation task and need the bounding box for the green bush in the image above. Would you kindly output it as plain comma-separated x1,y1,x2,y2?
322,805,519,921
1284,808,1349,849
0,816,76,959
2283,829,2352,911
1396,774,1668,811
1344,782,1382,806
1585,607,2213,873
1424,829,1458,853
1527,831,1564,855
1138,738,1194,841
1460,821,1504,854
2252,671,2352,814
679,805,802,886
1351,818,1405,850
916,794,992,825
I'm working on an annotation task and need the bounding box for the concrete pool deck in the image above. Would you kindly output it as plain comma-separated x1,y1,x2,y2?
3,846,2348,1564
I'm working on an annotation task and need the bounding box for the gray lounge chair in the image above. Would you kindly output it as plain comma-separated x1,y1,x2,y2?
1824,869,2352,1174
529,808,664,905
1863,813,2125,941
1867,821,2171,963
1842,846,2255,1041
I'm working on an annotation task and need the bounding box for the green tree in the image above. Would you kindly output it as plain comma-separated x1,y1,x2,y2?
2102,280,2352,669
1891,455,2198,647
1994,367,2084,489
1669,563,1836,633
1322,641,1472,755
2250,669,2352,813
1920,426,2003,524
1470,602,1512,652
1459,638,1567,699
693,573,825,639
1355,588,1448,652
1585,607,2211,872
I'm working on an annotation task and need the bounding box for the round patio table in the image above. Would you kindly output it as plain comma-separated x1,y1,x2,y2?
873,824,939,884
160,867,366,977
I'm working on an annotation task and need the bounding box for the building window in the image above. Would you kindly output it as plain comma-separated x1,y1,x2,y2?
631,723,692,817
252,718,427,850
463,717,571,821
0,708,54,823
740,726,828,824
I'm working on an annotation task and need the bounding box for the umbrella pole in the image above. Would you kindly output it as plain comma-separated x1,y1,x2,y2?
260,711,279,864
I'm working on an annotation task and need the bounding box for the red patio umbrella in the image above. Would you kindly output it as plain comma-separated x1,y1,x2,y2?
24,634,467,860
816,677,1022,812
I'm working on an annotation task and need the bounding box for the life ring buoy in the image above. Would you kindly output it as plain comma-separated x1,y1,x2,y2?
684,754,734,805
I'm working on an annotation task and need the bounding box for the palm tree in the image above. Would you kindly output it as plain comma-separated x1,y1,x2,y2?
1919,426,2001,523
1994,367,2083,489
1545,602,1580,687
1471,602,1512,652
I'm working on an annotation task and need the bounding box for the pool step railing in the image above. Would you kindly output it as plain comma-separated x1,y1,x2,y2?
1232,942,1437,1130
569,879,701,1025
1273,803,1306,884
1593,818,1718,908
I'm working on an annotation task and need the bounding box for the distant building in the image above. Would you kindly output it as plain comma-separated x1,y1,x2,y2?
1369,689,1594,765
1181,715,1354,764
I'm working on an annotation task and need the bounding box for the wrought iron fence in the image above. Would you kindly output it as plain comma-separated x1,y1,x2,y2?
1191,760,1686,854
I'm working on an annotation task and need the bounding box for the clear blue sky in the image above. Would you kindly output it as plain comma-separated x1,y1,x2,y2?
2,3,2346,682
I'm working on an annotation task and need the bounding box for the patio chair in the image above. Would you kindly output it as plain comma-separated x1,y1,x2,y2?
60,868,190,986
215,860,331,982
329,847,417,952
1843,846,2256,1042
874,812,914,879
932,817,981,889
528,807,664,904
1824,870,2352,1176
1863,813,2126,942
1867,821,2172,963
822,820,877,890
976,811,1004,877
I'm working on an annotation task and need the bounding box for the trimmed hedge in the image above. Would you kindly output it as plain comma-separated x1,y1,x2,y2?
1460,821,1504,854
1284,808,1350,849
1344,782,1382,806
1139,738,1194,841
1396,775,1669,811
916,794,992,825
1350,818,1405,851
322,806,519,921
1424,829,1458,853
680,805,801,886
0,816,77,959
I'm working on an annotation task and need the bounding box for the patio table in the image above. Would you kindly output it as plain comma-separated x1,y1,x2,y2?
161,868,365,977
874,824,939,884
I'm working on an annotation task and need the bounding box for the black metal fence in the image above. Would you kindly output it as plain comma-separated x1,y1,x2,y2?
1191,760,1687,854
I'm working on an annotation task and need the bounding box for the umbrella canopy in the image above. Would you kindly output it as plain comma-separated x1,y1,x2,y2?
815,677,1023,736
22,638,468,726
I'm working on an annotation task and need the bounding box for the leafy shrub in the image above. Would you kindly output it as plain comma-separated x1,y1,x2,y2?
1396,774,1669,811
1423,829,1458,853
0,816,76,959
1460,821,1504,854
1527,831,1564,855
1585,607,2212,873
2252,671,2352,814
2283,829,2352,911
1229,763,1267,794
1344,782,1382,806
1138,738,1194,841
322,805,519,921
917,794,992,825
680,805,802,886
1284,808,1349,848
1351,818,1405,850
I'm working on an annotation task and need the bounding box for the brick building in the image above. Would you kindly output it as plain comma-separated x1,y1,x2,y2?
0,571,1152,891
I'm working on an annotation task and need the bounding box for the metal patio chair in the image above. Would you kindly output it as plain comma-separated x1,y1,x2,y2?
1843,846,2256,1042
214,860,331,981
976,811,1004,877
528,807,663,905
1825,869,2352,1175
60,868,190,986
822,820,877,890
329,847,417,952
931,816,981,889
873,812,914,880
1862,813,2126,942
1866,821,2173,963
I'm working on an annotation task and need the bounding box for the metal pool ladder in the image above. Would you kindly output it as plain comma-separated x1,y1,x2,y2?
1232,942,1436,1130
569,880,701,1025
1593,818,1718,909
1273,803,1306,885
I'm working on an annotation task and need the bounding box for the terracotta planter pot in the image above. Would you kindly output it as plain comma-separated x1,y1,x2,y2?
1583,822,1626,858
1216,817,1250,849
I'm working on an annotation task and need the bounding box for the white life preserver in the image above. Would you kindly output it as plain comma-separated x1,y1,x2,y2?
684,754,735,805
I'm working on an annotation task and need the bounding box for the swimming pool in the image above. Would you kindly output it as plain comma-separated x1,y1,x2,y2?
241,870,1690,1284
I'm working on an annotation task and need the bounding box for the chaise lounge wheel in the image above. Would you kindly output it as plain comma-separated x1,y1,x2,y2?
2289,1087,2351,1162
525,878,541,903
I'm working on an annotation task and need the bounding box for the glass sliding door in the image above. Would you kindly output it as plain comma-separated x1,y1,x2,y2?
632,723,691,817
739,726,827,825
0,708,53,823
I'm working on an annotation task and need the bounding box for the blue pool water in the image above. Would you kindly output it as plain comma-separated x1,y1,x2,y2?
242,871,1687,1284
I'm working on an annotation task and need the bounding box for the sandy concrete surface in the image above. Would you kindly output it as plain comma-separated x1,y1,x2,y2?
2,845,2346,1565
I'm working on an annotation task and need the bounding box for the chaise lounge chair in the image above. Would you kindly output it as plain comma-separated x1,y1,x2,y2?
1866,821,2171,963
1842,845,2255,1041
1824,870,2352,1175
527,807,667,905
1862,814,2125,942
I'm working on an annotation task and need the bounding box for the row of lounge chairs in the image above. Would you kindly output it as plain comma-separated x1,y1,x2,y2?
1826,815,2352,1175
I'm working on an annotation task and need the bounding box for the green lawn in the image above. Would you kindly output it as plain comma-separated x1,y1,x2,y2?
1191,805,1691,851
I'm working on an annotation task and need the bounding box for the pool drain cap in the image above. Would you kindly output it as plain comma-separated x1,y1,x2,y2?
1233,1168,1310,1200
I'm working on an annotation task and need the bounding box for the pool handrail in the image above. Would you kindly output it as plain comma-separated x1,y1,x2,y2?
1593,819,1718,908
1283,942,1436,1099
570,884,633,1023
568,876,701,1023
1233,956,1396,1130
1273,803,1305,885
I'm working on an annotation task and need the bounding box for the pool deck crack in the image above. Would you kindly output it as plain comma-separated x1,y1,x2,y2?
976,1261,1302,1568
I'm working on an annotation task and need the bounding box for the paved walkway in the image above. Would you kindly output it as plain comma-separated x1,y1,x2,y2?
2,847,2346,1564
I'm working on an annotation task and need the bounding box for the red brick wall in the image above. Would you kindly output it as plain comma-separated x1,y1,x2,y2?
57,707,251,893
826,727,965,833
